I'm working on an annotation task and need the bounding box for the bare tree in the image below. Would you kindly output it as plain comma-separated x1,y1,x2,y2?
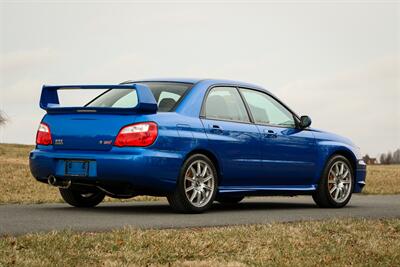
386,152,393,164
380,154,387,164
393,149,400,164
0,110,6,125
379,149,400,164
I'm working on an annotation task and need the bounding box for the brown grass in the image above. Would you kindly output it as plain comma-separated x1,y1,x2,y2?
1,218,399,266
363,164,400,194
0,143,399,204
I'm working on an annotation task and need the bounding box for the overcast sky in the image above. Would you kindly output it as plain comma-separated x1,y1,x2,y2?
0,1,399,157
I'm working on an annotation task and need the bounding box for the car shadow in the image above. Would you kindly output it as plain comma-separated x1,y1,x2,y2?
47,200,320,215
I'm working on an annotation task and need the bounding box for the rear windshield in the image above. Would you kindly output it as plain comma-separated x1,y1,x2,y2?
86,82,192,112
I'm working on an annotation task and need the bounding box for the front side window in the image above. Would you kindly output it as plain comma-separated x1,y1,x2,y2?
204,87,250,122
240,88,296,127
86,82,191,112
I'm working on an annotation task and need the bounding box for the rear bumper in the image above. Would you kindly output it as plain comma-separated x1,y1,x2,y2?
29,147,184,193
354,159,367,193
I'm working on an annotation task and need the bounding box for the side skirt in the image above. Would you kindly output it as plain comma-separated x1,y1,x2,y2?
218,185,317,196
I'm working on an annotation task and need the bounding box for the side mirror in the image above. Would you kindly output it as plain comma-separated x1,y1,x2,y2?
299,115,312,128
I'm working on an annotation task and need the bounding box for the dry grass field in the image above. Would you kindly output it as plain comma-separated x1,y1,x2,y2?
0,143,399,204
1,218,399,266
363,164,400,194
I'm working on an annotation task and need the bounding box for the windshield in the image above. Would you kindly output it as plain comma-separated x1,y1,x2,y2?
86,82,192,112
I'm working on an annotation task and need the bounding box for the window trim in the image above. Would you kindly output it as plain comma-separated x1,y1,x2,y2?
200,85,252,124
200,84,302,129
238,87,299,129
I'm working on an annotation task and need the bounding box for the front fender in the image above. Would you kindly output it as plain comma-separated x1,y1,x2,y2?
313,140,365,192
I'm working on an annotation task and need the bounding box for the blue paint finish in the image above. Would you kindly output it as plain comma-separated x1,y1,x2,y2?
255,125,317,185
30,79,366,197
200,118,262,186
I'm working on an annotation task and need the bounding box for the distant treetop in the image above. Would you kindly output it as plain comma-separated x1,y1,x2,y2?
379,149,400,164
0,111,6,125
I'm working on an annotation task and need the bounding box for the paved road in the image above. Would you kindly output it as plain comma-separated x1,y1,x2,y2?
1,195,399,235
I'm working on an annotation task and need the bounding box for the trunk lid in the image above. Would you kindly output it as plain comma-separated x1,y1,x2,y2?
38,83,158,151
44,114,137,151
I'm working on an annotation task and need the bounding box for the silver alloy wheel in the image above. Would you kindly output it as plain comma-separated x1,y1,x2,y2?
328,160,352,203
184,160,215,208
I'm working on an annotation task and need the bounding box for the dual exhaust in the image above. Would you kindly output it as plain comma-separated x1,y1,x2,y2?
47,175,71,189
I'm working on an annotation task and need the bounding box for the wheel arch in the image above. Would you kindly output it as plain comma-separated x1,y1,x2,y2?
318,148,357,191
328,149,357,174
182,148,222,184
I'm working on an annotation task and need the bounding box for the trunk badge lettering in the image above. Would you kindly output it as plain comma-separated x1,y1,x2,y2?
99,140,112,145
55,139,63,145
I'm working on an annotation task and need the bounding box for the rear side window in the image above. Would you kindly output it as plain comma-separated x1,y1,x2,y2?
86,82,191,112
204,87,250,122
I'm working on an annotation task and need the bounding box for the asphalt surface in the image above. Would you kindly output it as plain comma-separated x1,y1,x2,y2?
1,195,399,235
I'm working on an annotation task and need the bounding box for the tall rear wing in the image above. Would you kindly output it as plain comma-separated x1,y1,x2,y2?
39,84,158,114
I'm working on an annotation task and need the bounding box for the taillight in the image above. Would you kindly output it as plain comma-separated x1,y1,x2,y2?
114,122,158,147
36,122,52,145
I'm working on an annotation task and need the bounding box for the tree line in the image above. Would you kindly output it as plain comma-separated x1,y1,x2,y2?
379,149,400,165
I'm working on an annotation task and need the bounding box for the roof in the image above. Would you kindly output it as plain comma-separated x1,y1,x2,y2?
124,78,265,90
122,78,202,84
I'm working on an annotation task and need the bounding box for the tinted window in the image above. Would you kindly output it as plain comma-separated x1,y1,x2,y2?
205,87,250,122
86,82,191,112
240,88,295,127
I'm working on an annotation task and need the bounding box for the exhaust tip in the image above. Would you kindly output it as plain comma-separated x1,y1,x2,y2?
48,175,57,186
47,175,71,189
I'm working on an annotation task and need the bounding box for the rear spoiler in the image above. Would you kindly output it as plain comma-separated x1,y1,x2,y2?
39,84,158,114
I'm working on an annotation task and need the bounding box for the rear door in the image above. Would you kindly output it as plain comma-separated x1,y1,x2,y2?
239,88,317,186
200,86,262,186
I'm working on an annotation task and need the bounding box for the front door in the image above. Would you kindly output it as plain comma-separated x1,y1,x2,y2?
239,88,317,186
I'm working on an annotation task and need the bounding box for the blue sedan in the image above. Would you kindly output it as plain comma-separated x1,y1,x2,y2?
30,79,366,213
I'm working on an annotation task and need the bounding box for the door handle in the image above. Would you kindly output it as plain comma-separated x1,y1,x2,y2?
264,129,277,138
209,124,223,134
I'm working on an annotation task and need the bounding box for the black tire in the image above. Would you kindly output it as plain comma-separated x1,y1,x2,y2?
59,187,105,208
312,155,354,208
167,154,218,213
216,195,244,205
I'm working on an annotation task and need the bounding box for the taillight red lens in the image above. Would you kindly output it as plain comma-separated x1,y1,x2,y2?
114,122,158,147
36,123,52,145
